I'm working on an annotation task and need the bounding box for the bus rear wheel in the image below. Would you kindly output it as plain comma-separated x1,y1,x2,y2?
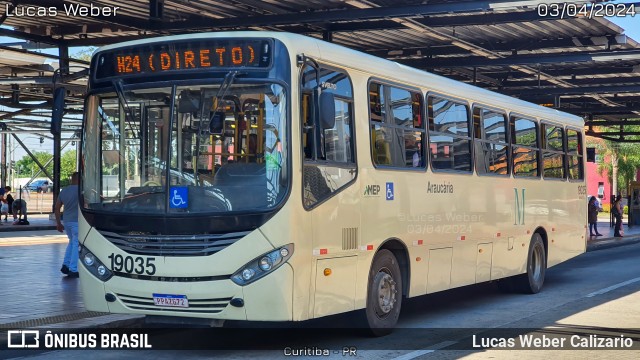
513,233,546,294
364,249,402,336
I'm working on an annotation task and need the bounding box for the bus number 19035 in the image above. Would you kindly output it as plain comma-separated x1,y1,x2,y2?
108,254,156,275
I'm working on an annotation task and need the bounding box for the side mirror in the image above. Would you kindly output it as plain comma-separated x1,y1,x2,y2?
209,111,225,135
319,91,335,130
51,87,65,135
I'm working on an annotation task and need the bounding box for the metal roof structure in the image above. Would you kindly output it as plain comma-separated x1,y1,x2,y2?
1,0,640,144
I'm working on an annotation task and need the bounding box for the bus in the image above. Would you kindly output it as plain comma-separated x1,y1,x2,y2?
79,31,587,335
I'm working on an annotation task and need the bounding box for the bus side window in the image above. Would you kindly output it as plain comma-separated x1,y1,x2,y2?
300,63,356,209
427,96,472,172
541,123,565,179
369,82,424,168
473,107,508,176
510,116,539,177
566,129,583,180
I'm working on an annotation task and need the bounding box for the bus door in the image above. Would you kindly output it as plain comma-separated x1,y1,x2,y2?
300,59,360,317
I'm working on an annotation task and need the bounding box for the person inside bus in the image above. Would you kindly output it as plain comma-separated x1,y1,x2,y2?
405,137,422,167
588,196,602,237
613,195,623,237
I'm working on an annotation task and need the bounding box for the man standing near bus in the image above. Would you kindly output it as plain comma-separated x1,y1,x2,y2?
55,172,80,278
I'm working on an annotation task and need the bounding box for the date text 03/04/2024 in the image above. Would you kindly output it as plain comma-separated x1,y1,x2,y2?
537,2,636,19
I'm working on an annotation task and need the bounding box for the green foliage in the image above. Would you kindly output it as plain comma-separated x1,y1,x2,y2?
60,150,78,187
15,151,52,177
71,47,97,62
15,150,77,187
588,125,640,196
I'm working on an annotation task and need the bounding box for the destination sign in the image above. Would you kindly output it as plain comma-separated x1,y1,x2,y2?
94,39,272,79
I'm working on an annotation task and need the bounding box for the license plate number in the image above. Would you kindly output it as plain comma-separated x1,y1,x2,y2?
152,293,189,308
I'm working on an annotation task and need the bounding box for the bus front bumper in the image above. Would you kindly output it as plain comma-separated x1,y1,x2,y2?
79,262,294,322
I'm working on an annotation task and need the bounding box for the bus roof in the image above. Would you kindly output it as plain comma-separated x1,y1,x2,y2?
97,31,584,128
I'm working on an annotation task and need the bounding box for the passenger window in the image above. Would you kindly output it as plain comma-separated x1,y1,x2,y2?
566,129,584,180
473,108,508,176
369,83,424,168
428,96,472,172
541,124,565,179
510,116,539,177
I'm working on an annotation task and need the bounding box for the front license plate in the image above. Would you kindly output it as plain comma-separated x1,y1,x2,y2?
152,293,189,308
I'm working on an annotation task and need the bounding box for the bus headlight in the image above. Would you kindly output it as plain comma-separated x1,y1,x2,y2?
80,246,113,281
83,253,95,267
231,244,293,286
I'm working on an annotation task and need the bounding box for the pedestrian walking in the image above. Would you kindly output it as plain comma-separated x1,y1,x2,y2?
588,196,602,237
613,195,624,237
55,172,80,278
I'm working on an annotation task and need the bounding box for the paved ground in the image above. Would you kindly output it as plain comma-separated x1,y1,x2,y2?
2,236,639,359
0,214,56,233
0,219,638,331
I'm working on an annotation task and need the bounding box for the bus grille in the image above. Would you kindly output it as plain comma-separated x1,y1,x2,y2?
116,293,231,314
99,230,249,256
342,227,358,250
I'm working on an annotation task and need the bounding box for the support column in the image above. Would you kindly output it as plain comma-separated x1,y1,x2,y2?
1,131,6,188
53,44,69,210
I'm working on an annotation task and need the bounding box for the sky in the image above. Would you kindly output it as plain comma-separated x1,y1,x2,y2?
1,3,639,163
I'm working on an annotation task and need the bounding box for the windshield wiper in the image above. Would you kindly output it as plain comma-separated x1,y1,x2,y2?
113,79,139,139
208,70,244,125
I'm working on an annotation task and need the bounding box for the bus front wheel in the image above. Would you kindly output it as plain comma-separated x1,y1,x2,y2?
364,249,402,336
514,233,547,294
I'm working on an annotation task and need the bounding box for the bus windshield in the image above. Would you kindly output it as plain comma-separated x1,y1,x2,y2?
82,81,288,215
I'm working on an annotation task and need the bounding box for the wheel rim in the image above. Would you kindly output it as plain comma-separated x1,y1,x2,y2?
531,244,544,283
373,269,397,317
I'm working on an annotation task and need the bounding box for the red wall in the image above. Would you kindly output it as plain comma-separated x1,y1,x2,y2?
586,160,610,203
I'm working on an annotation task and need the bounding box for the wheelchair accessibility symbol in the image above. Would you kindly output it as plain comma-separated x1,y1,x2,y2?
386,182,394,201
170,186,188,208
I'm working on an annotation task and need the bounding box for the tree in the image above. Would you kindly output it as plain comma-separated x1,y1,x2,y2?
60,150,78,187
15,150,78,187
71,47,97,62
588,125,640,197
15,151,53,178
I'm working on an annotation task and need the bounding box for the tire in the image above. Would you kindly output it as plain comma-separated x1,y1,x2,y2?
363,249,402,337
513,233,547,294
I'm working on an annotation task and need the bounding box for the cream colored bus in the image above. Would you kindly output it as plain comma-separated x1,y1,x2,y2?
79,32,586,335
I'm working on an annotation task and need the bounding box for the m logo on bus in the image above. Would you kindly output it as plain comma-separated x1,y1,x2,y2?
514,188,525,225
364,185,381,196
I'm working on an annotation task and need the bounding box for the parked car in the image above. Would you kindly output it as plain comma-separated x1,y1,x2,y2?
28,179,52,193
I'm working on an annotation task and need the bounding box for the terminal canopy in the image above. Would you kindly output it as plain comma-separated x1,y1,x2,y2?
1,0,640,142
